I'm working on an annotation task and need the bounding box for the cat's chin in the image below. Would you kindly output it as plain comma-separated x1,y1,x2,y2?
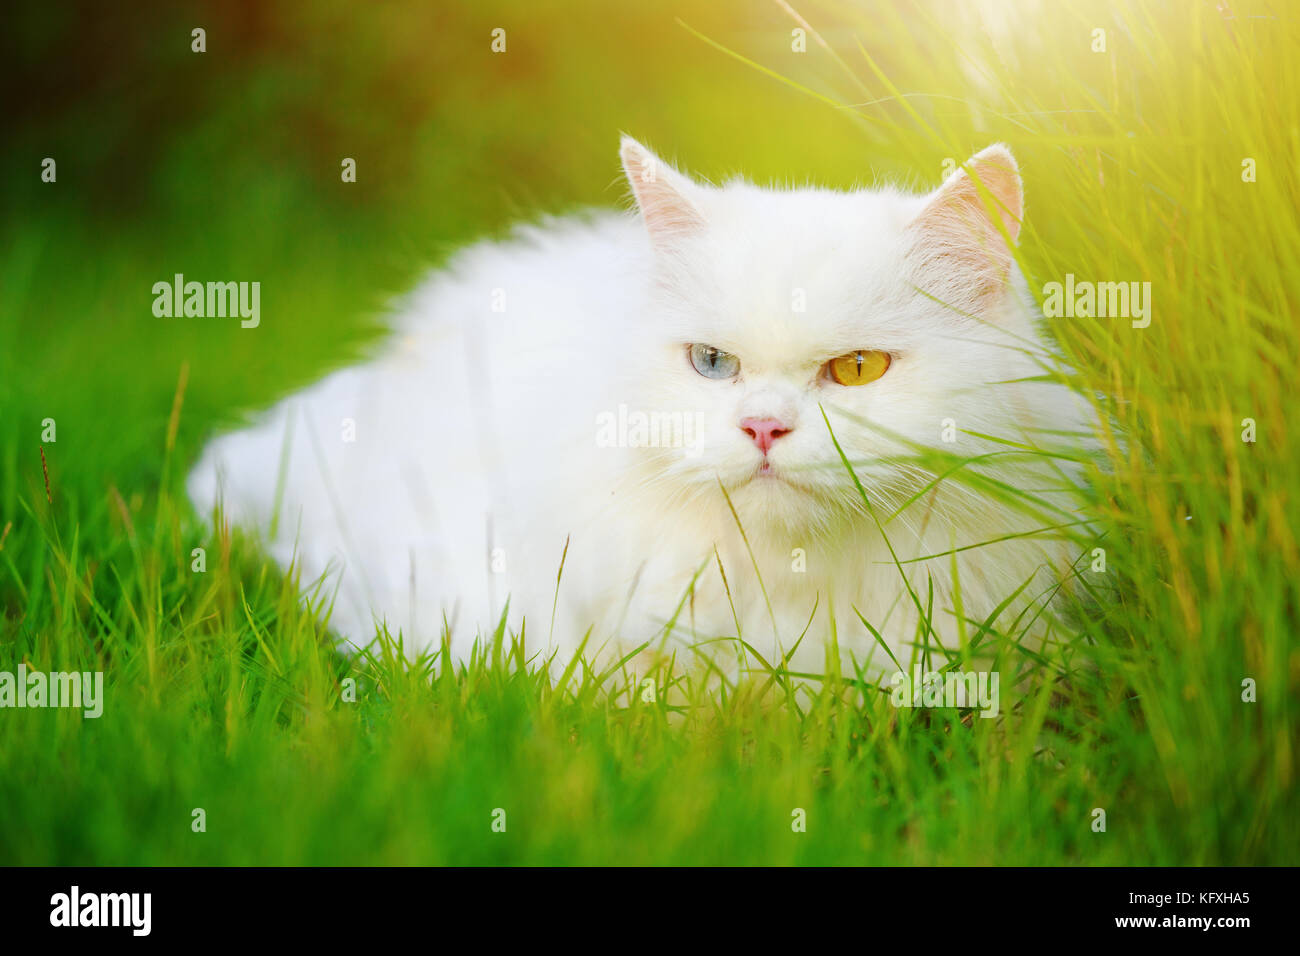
724,466,826,528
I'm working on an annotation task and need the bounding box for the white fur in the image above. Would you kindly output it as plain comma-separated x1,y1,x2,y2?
188,138,1093,677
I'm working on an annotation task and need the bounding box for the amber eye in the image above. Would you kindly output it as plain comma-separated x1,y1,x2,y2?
826,350,891,386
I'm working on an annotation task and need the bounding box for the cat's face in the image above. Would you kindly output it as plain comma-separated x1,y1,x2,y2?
618,137,1029,536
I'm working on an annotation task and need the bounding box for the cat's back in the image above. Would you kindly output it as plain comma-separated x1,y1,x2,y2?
191,209,647,516
395,210,649,347
186,209,649,654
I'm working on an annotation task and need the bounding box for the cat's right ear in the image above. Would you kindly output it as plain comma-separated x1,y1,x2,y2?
620,136,706,246
906,144,1023,307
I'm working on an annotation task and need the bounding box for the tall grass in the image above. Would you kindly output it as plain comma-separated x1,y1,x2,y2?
0,0,1295,864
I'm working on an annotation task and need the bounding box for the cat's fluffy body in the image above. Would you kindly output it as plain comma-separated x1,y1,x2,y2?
188,138,1092,675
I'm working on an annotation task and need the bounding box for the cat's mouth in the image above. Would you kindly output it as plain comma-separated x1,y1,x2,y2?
750,458,809,492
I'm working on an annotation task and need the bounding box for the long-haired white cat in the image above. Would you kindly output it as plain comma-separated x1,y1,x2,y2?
188,137,1092,678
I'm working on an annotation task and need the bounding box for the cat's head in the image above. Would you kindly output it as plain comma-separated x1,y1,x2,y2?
615,136,1042,538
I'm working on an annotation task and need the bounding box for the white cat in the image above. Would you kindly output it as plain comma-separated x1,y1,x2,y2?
188,137,1093,679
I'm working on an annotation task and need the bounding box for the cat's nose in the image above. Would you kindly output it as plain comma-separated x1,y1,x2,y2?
739,417,793,454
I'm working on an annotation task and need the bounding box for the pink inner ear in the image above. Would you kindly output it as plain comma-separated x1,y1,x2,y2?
621,142,705,244
927,152,1021,240
906,151,1024,305
965,152,1023,242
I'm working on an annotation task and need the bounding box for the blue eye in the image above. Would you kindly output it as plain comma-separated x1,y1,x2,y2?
689,344,740,379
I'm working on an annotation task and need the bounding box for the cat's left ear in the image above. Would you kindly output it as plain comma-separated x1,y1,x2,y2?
907,144,1023,301
620,136,707,247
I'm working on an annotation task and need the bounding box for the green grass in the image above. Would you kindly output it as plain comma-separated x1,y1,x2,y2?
1,0,1296,864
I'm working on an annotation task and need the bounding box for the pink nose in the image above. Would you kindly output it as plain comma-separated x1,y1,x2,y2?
739,417,793,454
